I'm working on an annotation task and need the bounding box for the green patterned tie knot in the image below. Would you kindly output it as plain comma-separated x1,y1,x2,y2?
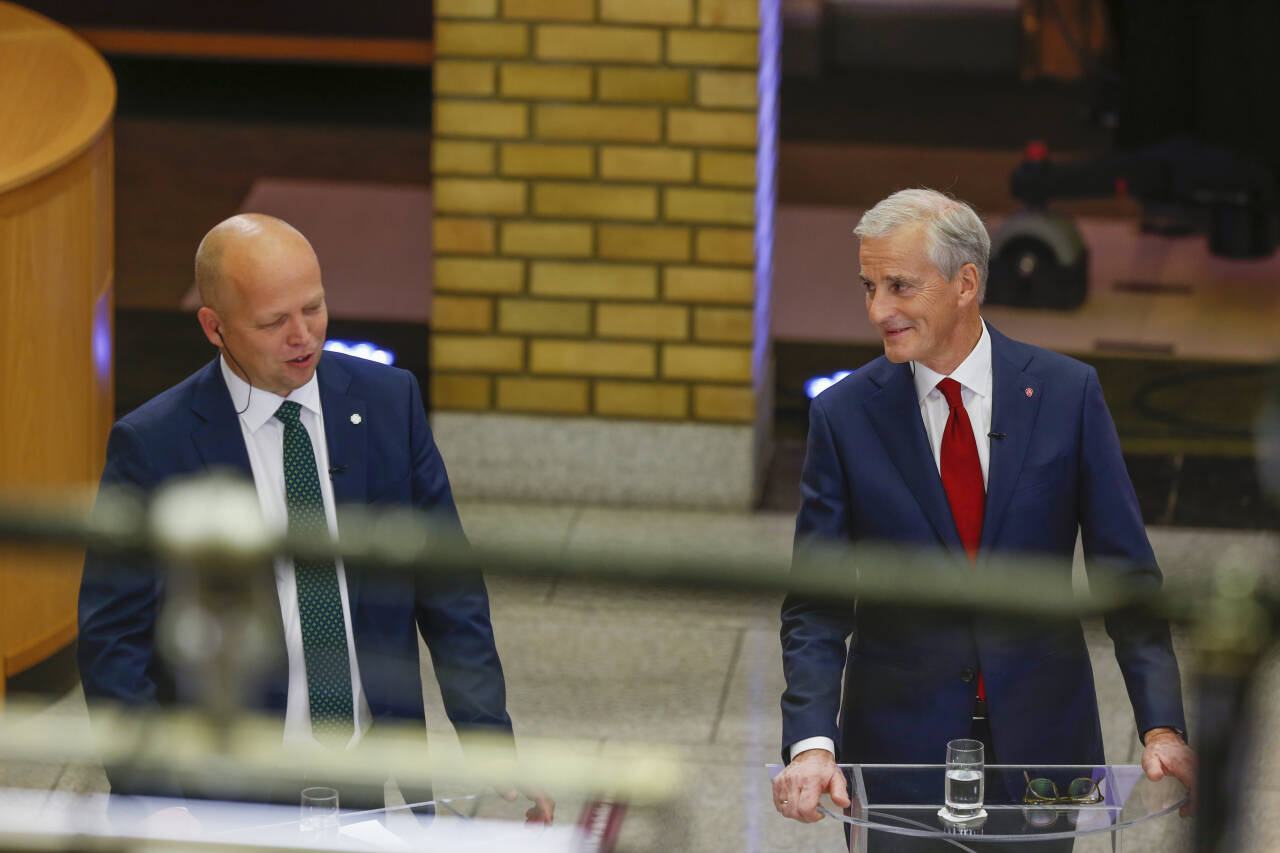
274,399,354,747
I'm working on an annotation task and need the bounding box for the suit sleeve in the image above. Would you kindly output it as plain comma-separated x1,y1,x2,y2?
779,393,857,759
1077,367,1187,738
405,374,513,735
78,421,189,799
78,421,171,707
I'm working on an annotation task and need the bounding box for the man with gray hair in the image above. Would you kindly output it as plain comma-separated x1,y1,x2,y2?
772,189,1194,843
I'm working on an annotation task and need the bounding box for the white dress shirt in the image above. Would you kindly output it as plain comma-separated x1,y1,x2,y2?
220,357,372,748
788,320,993,762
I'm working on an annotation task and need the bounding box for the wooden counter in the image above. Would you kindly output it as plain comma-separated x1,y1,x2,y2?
0,1,115,702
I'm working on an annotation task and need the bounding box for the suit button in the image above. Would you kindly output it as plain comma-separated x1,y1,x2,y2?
959,667,975,683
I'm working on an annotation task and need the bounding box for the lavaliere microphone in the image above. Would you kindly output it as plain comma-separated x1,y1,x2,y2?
988,432,1007,440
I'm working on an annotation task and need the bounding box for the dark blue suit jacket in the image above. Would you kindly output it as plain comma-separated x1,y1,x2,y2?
79,353,511,750
781,324,1185,772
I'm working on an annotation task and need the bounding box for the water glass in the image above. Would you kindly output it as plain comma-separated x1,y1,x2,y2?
942,738,985,821
300,786,340,839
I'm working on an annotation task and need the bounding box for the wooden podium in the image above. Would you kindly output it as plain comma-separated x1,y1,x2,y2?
0,1,114,702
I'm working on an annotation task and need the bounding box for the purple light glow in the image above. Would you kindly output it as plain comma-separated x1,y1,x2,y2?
754,0,780,389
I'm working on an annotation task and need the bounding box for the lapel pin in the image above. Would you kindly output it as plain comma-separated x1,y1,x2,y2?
350,413,362,424
1024,387,1034,398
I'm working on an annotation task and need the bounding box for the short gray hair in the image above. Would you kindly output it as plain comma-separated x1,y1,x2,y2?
854,189,990,301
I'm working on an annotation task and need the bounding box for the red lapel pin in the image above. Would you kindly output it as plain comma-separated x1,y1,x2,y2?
1024,387,1034,398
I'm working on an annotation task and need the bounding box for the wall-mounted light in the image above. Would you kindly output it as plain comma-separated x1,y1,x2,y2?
804,370,853,399
324,340,396,365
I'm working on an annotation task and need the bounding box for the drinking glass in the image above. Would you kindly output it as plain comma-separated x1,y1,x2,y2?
941,739,985,822
300,786,340,839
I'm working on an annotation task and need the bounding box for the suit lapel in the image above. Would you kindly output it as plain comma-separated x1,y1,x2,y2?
862,359,965,555
980,327,1041,555
317,355,368,607
189,360,253,478
189,359,282,681
318,356,368,506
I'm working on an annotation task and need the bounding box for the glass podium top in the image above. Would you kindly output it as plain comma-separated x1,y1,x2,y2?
765,764,1189,844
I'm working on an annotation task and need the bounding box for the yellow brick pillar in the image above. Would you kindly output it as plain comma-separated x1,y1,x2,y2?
430,0,778,507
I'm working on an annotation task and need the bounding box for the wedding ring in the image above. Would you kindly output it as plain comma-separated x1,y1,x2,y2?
781,799,789,805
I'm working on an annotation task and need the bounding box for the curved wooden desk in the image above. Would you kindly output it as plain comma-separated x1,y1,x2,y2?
0,1,115,702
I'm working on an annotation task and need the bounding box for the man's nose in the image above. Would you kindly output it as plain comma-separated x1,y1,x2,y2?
866,289,891,324
284,315,307,343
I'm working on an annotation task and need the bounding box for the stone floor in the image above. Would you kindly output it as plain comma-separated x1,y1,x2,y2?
2,501,1277,852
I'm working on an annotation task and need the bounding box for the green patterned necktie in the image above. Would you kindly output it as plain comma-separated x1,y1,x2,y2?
275,401,354,748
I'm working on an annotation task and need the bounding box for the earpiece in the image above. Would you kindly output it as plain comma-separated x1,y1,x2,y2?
214,325,251,415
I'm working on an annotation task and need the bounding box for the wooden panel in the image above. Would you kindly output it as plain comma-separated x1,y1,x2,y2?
77,29,434,66
0,1,114,697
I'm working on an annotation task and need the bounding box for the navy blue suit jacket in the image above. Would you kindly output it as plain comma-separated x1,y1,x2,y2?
780,325,1185,771
79,353,511,748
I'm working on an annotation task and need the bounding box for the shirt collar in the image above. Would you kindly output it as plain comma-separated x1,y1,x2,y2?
912,319,992,404
219,355,322,432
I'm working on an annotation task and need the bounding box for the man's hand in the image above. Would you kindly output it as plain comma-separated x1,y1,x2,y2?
140,806,202,836
772,749,851,823
1141,728,1196,817
496,784,555,825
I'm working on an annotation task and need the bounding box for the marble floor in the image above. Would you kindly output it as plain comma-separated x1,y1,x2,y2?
2,500,1278,852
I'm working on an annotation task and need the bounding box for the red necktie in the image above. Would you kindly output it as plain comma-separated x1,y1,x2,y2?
937,377,986,700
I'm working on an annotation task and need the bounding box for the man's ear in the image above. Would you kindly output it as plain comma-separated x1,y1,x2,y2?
956,263,981,307
196,307,222,348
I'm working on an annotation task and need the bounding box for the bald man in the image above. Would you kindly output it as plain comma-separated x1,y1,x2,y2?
79,215,552,822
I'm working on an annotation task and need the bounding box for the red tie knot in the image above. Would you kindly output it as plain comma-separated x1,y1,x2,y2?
937,377,965,409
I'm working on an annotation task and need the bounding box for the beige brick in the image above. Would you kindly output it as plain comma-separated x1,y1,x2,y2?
595,381,688,418
698,0,758,28
436,100,527,139
497,377,589,413
536,25,662,63
693,306,753,342
696,70,757,108
435,177,526,215
597,303,688,339
598,224,691,261
432,295,493,332
498,298,592,335
502,0,594,21
530,340,656,377
433,140,496,175
530,261,658,299
501,143,593,178
694,384,755,421
435,60,496,96
662,344,751,381
431,374,492,410
534,182,658,220
431,335,525,371
667,109,756,147
664,187,753,224
600,0,692,25
434,217,496,254
435,257,525,293
437,0,497,16
696,226,753,263
663,265,754,303
699,150,755,186
667,29,757,67
535,104,661,143
501,221,593,257
597,68,691,104
599,146,694,182
499,63,592,100
436,21,529,57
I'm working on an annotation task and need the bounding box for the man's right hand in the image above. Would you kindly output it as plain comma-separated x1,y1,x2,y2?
772,749,851,822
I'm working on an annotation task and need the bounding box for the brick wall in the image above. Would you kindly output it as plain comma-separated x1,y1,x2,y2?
431,0,763,425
